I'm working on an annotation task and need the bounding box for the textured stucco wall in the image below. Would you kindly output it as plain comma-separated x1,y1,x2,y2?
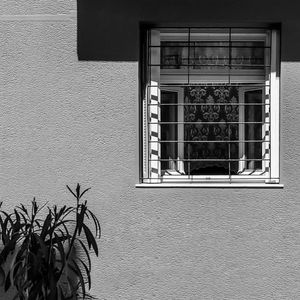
1,1,300,299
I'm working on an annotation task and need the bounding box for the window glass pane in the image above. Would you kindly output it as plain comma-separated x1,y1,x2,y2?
245,90,263,169
192,44,230,69
231,45,270,69
190,28,230,71
160,28,189,43
230,28,269,42
190,28,230,42
160,43,189,69
183,85,239,175
161,91,178,171
158,86,265,175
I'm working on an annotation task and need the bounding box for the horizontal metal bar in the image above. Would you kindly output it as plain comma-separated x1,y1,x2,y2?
149,140,269,143
150,64,270,67
142,175,278,179
149,84,270,87
150,121,269,124
149,158,270,161
148,103,268,106
150,26,271,29
150,45,271,49
140,179,280,183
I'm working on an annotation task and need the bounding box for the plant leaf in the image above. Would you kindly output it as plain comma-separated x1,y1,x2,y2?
66,185,77,199
4,270,11,291
0,235,20,265
68,260,86,299
87,210,101,239
75,238,91,271
41,213,52,239
15,210,28,225
76,184,80,199
77,205,87,236
0,266,5,286
54,239,66,272
82,223,98,256
17,204,28,217
45,234,71,246
79,188,91,199
33,233,47,258
78,258,91,290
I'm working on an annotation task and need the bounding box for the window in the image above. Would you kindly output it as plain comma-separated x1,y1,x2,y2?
141,27,280,185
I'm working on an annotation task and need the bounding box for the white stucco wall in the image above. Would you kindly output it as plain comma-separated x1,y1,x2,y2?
1,1,300,299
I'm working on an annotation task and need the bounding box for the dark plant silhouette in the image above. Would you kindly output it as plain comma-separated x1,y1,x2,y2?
0,184,101,300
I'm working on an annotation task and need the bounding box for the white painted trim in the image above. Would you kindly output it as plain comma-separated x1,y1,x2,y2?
136,183,284,188
238,86,266,174
270,30,280,180
143,87,149,179
238,88,245,172
149,83,160,179
160,86,185,173
145,28,280,184
0,12,76,22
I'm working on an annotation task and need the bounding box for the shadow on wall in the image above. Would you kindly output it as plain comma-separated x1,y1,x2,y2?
77,0,300,62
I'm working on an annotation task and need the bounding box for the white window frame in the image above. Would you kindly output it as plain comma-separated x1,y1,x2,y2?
141,27,280,185
238,86,267,175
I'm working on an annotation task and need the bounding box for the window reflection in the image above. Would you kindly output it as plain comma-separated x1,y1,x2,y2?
160,41,268,69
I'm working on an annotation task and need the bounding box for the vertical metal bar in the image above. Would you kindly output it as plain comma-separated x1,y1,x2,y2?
188,28,191,85
188,28,191,178
238,88,245,173
177,88,185,174
147,31,151,181
146,86,150,181
269,32,272,182
149,30,161,183
264,30,271,181
229,28,232,85
228,124,231,182
148,30,152,181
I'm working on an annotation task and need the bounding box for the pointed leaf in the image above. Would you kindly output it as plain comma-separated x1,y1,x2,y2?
87,210,101,239
75,238,91,270
54,239,66,270
46,234,71,246
41,213,52,239
66,185,77,199
58,205,67,219
33,233,47,257
79,258,91,290
80,188,91,199
4,270,11,291
76,184,80,199
33,198,38,215
15,210,27,225
82,223,98,256
0,266,5,286
18,204,28,216
68,260,86,299
14,209,20,226
77,205,87,236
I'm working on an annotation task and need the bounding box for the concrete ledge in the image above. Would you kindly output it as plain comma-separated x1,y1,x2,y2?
136,183,284,188
0,12,76,21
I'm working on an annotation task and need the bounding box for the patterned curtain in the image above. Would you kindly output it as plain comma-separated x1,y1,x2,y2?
184,86,239,175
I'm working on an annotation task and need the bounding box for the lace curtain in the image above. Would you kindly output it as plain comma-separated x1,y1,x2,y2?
184,86,239,174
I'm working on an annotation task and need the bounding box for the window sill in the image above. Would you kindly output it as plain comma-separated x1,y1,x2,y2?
136,183,284,188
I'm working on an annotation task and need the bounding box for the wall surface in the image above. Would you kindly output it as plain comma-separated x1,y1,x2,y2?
1,0,300,299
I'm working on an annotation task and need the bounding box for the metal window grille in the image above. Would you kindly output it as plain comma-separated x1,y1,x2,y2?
142,27,280,184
